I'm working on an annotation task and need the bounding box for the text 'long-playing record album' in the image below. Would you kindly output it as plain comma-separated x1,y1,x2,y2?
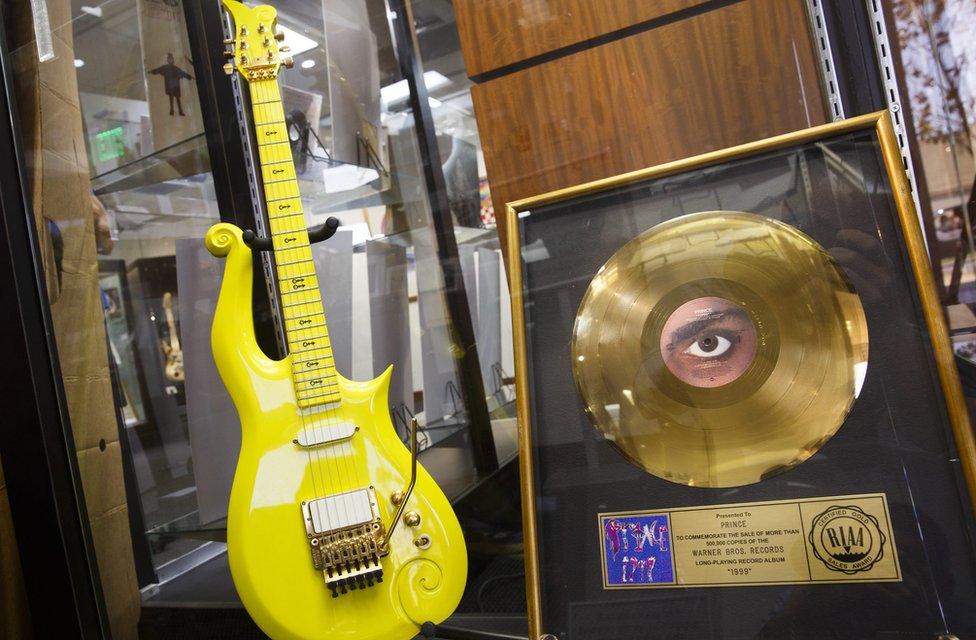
507,113,976,640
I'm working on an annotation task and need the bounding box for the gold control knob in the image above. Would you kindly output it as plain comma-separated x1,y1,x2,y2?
391,491,405,506
223,63,235,76
275,30,286,41
403,512,421,527
282,56,294,69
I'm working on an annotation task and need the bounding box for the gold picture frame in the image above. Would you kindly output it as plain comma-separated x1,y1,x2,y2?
504,111,976,639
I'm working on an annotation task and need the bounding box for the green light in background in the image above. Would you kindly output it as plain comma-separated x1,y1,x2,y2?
95,127,125,162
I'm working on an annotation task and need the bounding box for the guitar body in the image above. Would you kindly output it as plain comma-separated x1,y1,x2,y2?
206,224,467,640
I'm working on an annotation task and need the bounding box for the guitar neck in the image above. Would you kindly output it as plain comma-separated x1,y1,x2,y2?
249,78,339,409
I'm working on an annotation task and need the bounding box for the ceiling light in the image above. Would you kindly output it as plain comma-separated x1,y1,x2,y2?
74,59,85,68
301,59,316,70
277,25,317,56
380,71,450,106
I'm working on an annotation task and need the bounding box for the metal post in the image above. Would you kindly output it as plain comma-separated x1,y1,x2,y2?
387,0,498,474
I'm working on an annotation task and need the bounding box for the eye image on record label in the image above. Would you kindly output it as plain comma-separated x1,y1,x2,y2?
571,211,869,488
660,297,758,388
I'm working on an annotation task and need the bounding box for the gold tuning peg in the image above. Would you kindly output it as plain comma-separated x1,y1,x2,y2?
223,50,235,59
279,45,291,53
223,62,235,75
223,37,234,45
282,56,294,69
275,30,285,42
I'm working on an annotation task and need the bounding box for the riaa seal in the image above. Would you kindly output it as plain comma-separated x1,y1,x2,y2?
809,504,886,574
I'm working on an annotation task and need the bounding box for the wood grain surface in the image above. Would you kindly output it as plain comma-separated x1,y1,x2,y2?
471,0,827,253
454,0,709,77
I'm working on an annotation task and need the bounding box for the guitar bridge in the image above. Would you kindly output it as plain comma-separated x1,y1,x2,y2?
301,487,389,598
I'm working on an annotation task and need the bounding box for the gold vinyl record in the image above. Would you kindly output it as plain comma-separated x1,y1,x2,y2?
572,211,868,487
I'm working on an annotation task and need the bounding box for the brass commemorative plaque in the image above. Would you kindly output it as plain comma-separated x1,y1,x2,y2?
599,493,900,589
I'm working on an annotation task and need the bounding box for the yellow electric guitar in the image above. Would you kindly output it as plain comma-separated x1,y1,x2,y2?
204,3,467,638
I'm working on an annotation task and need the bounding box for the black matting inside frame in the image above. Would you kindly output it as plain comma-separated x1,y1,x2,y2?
518,129,976,639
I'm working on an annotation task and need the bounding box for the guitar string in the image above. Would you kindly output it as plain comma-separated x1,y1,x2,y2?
260,78,360,528
255,79,340,519
262,79,367,505
256,79,325,507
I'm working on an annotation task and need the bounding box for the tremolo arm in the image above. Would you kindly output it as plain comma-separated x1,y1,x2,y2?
384,417,419,548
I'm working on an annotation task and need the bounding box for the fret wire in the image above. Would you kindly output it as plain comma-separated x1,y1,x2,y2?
276,256,315,267
272,241,310,251
257,140,290,148
285,321,325,330
290,343,331,355
294,364,334,377
296,379,340,391
293,353,335,364
282,309,322,320
297,389,342,401
252,80,340,409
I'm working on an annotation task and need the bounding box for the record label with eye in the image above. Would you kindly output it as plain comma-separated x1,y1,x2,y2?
659,297,758,388
571,211,868,488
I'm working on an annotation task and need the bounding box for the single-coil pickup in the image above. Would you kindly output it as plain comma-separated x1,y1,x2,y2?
293,422,357,448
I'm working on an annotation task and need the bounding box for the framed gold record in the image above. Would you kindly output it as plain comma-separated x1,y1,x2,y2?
505,112,976,640
571,211,869,488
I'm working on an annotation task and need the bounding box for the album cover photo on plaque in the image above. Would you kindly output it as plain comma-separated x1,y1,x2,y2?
507,112,976,640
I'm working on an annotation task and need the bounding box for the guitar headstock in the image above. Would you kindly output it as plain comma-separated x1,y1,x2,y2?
221,0,293,81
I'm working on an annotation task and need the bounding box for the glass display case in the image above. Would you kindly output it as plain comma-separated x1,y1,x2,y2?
3,1,974,639
0,0,522,637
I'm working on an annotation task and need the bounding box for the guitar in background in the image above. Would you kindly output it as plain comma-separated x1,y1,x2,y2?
160,292,184,382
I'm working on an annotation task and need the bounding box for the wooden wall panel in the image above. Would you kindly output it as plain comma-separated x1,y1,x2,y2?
471,0,826,247
454,0,708,77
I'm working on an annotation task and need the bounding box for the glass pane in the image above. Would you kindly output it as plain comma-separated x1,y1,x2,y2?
888,1,976,362
6,0,218,634
10,0,519,633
